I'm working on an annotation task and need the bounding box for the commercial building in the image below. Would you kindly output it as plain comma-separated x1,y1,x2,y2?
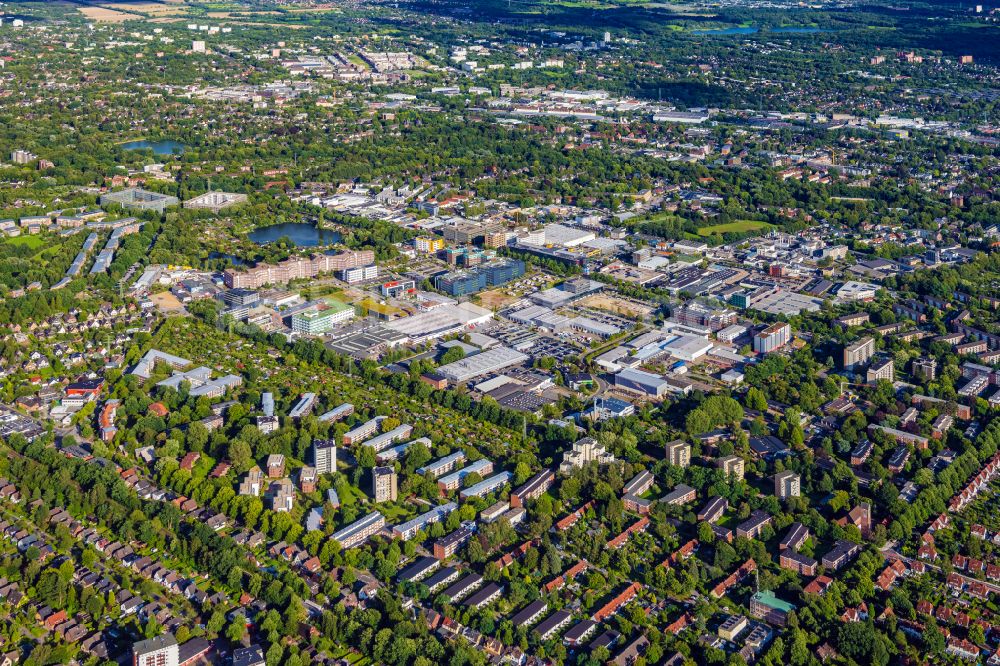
372,466,398,503
614,368,669,397
842,337,875,370
332,511,386,549
381,279,416,298
437,346,529,383
774,471,800,499
665,440,691,468
385,302,494,344
753,323,791,354
132,634,179,666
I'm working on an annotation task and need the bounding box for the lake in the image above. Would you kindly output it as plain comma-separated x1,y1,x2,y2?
692,26,826,35
248,222,342,247
122,139,187,156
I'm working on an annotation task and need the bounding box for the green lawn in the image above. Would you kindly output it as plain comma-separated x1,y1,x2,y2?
5,235,45,250
696,220,771,236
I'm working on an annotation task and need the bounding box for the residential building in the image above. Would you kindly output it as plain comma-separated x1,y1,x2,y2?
313,439,337,475
665,440,691,468
736,510,773,539
753,323,791,354
842,337,875,370
510,469,555,508
867,358,894,383
132,634,178,666
560,437,616,473
266,454,285,478
717,455,745,481
774,471,800,499
372,466,398,503
238,466,264,496
913,357,937,381
223,250,375,289
331,511,385,549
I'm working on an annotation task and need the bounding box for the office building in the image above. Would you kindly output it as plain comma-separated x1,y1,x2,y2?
774,471,800,499
665,440,691,468
133,634,178,666
372,466,398,503
415,236,445,253
672,302,737,332
753,323,791,354
842,336,875,370
339,263,378,284
100,187,179,214
291,302,354,334
381,279,416,298
313,439,337,475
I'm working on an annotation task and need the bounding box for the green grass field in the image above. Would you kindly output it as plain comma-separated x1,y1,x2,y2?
696,220,771,236
5,235,45,250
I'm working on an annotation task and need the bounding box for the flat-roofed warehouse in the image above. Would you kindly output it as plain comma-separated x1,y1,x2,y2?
437,346,529,383
385,302,493,343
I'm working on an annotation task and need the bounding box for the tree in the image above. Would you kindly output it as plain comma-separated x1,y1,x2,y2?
745,387,768,411
356,445,376,469
226,618,246,645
